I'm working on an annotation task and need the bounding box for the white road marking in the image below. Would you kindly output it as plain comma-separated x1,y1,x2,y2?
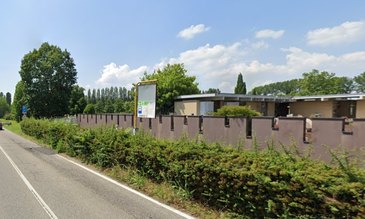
56,154,195,219
0,144,58,219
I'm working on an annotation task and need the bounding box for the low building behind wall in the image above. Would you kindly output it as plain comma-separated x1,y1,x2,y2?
356,100,365,118
289,101,333,118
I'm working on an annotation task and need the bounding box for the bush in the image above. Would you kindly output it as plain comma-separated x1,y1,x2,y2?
83,103,95,114
212,105,261,117
20,118,365,218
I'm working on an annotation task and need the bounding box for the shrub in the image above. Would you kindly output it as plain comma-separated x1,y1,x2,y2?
212,105,261,117
83,103,95,114
20,118,365,218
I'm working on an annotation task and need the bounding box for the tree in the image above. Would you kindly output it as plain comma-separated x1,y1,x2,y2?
69,85,87,115
251,79,301,96
0,96,10,118
11,81,26,121
5,92,11,105
142,63,200,114
19,42,77,118
234,73,246,94
83,103,95,114
299,69,351,95
354,72,365,93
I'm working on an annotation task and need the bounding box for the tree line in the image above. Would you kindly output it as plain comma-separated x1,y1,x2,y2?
250,69,365,96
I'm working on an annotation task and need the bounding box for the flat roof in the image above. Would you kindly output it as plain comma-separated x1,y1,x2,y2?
292,93,365,101
176,93,365,102
176,93,293,102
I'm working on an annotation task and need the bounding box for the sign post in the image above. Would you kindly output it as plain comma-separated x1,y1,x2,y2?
133,80,157,132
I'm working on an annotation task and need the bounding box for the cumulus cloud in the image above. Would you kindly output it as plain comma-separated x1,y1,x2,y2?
156,43,365,92
255,29,285,39
96,63,147,88
96,43,365,93
307,21,365,46
177,24,210,40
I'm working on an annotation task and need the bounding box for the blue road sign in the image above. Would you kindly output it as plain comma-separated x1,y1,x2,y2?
22,105,27,114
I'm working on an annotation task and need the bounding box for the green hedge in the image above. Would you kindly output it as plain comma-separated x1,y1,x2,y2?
212,105,261,117
20,118,365,218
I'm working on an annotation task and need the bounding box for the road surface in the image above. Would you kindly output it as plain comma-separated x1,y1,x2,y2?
0,129,193,219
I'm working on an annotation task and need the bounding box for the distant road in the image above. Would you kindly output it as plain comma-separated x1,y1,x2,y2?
0,130,193,219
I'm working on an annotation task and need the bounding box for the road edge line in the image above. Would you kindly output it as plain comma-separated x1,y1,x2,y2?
56,154,195,219
0,144,58,219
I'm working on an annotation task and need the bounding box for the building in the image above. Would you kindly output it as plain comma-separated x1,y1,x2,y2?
174,93,293,116
174,93,365,118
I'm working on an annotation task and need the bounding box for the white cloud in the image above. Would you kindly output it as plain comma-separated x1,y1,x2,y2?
307,21,365,46
251,41,269,49
156,43,365,92
96,43,365,93
177,24,210,40
255,29,285,39
96,63,147,89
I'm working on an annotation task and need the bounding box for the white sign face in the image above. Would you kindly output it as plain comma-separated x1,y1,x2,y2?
137,84,156,118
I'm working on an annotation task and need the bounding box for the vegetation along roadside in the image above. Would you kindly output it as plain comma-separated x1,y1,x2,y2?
3,118,365,218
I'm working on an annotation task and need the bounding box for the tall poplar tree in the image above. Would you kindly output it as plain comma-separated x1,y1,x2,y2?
234,73,247,94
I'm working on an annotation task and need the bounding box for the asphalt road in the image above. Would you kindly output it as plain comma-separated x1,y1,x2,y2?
0,129,193,219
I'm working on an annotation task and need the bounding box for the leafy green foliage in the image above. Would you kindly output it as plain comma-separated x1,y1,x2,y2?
85,86,134,113
354,72,365,93
11,81,26,121
83,104,96,114
21,118,365,218
142,63,200,114
19,42,77,118
5,92,11,106
69,85,87,115
299,70,353,95
234,73,246,94
212,105,261,117
251,79,301,96
250,70,355,96
0,96,10,118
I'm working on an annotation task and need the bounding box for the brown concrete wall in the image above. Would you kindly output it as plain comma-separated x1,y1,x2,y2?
276,117,306,151
356,100,365,118
186,116,201,139
119,115,133,129
226,117,247,147
290,101,333,118
251,117,275,149
202,117,226,144
173,116,187,139
159,116,173,139
76,114,365,163
310,118,344,161
174,100,199,116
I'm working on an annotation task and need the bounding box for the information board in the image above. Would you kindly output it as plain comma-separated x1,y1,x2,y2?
137,84,156,118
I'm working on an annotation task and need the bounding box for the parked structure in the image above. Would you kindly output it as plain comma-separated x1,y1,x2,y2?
174,93,365,118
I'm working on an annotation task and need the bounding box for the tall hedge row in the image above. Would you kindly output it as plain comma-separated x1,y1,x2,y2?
20,118,365,218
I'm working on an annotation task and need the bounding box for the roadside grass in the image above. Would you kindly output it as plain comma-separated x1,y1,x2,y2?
104,166,229,219
0,119,22,135
2,119,231,219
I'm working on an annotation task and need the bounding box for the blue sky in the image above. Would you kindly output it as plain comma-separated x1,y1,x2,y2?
1,0,365,96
